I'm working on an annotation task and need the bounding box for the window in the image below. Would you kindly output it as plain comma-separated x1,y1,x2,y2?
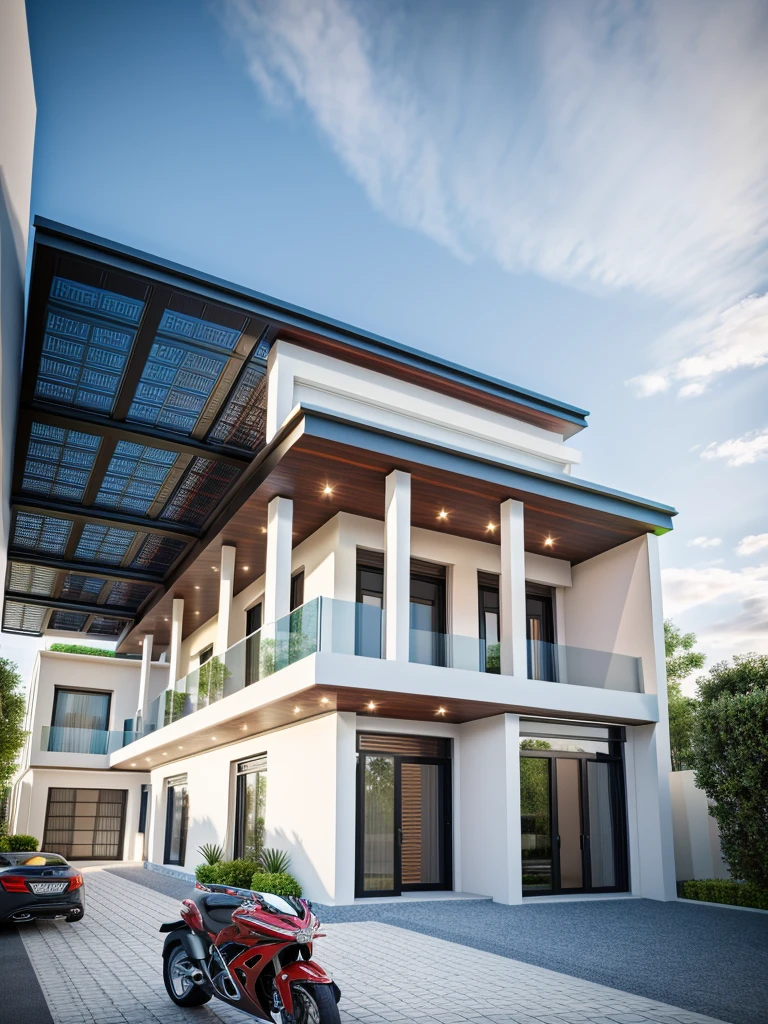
50,688,111,753
235,755,267,860
138,784,149,833
164,775,188,865
356,553,384,657
43,788,126,860
245,602,263,684
478,572,500,674
290,571,304,611
409,560,446,667
198,645,213,666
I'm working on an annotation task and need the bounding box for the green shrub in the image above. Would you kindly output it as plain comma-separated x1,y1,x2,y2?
0,834,39,852
250,871,302,897
679,878,768,911
194,863,221,884
49,644,116,658
259,847,291,874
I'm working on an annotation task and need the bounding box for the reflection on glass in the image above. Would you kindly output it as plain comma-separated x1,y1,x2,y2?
356,596,383,658
363,755,394,891
587,761,616,888
166,784,188,865
520,752,552,892
239,770,267,861
556,758,583,888
401,763,441,886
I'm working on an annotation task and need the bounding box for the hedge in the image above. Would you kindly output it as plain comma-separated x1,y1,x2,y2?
49,644,116,658
678,878,768,911
194,859,260,888
0,834,40,852
250,871,302,897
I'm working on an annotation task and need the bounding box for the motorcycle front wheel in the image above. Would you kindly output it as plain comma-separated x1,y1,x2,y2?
292,983,340,1024
163,943,211,1007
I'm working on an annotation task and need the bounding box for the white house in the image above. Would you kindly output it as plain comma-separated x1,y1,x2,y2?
5,222,678,905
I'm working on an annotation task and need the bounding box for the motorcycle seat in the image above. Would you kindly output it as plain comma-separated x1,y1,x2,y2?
196,892,243,932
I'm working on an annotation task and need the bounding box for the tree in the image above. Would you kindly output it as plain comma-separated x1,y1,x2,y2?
664,620,705,772
691,654,768,888
0,658,26,790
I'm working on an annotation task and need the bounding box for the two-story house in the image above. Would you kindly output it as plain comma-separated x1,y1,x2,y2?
6,220,677,904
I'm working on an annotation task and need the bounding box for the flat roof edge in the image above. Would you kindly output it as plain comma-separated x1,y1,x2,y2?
31,218,590,435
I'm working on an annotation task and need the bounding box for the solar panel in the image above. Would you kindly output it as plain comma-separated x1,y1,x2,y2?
94,441,178,514
130,534,186,572
208,351,268,450
105,580,154,610
3,601,47,635
13,512,72,556
49,609,89,632
88,616,128,637
59,573,107,603
75,523,136,565
126,341,228,434
22,422,102,502
7,563,57,597
159,456,240,527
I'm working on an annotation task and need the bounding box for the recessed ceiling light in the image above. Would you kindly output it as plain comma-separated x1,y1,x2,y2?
178,746,183,750
242,565,249,571
320,697,330,705
164,617,169,622
241,724,248,730
293,706,301,714
323,484,333,496
130,762,136,767
366,701,376,711
437,707,447,716
212,566,218,571
544,536,554,547
437,509,448,520
261,526,267,534
195,610,200,615
162,751,167,756
486,522,496,532
211,736,217,741
194,585,200,590
145,757,151,762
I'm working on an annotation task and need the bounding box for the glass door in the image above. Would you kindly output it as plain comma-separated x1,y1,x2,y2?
409,576,446,666
357,735,452,897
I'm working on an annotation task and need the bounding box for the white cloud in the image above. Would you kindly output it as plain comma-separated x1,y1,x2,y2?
737,534,768,557
688,536,722,549
224,0,768,311
700,428,768,467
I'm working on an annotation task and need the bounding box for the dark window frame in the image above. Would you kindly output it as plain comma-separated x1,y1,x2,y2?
163,780,189,866
290,570,305,612
234,755,267,860
198,645,213,666
51,686,112,732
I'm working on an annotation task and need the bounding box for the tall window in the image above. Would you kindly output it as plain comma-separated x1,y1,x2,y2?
356,552,384,657
50,688,111,753
235,755,267,860
245,602,263,685
290,571,304,611
478,572,500,673
164,776,188,865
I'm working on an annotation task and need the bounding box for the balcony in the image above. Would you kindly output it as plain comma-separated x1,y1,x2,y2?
41,725,138,755
126,597,643,750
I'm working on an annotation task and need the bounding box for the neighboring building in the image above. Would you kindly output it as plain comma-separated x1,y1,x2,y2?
6,221,678,904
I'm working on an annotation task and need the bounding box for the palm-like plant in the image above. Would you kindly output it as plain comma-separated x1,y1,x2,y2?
259,847,291,874
198,842,224,866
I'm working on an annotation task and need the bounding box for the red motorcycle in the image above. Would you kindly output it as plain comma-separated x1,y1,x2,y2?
160,883,341,1023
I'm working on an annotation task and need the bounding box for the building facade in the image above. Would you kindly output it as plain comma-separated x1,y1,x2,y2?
6,222,677,904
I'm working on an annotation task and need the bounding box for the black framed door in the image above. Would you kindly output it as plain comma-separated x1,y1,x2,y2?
356,737,452,897
520,751,627,895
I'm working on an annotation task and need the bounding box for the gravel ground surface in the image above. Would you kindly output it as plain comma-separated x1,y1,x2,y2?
111,865,767,1024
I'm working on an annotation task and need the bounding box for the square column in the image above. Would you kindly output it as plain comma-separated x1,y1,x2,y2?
265,496,293,623
384,470,411,661
499,498,527,677
168,597,184,685
216,544,237,654
136,633,153,732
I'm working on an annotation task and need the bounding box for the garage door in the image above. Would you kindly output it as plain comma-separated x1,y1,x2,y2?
43,788,127,860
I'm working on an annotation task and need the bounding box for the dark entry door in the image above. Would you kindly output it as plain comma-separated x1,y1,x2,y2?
357,735,452,897
520,752,627,895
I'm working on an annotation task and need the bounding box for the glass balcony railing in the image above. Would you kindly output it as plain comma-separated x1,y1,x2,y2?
139,598,385,738
527,639,642,692
409,628,493,672
41,725,138,755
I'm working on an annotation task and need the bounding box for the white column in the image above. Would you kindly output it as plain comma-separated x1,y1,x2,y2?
499,498,527,677
136,633,153,729
384,470,411,661
216,544,236,654
168,597,184,685
265,495,293,623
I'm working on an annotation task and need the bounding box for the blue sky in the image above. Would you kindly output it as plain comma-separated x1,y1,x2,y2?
20,0,768,689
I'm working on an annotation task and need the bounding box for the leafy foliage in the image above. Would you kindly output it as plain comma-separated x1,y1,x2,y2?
49,644,116,657
664,620,705,771
250,871,302,897
0,658,27,789
692,654,768,888
194,858,261,888
194,863,220,884
679,878,768,911
0,834,39,852
520,740,551,860
259,847,291,874
198,842,224,865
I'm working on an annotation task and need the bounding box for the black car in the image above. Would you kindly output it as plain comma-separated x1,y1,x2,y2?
0,851,85,924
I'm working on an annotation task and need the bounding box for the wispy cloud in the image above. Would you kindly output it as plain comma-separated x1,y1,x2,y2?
224,0,768,313
700,428,768,467
688,536,722,549
737,534,768,557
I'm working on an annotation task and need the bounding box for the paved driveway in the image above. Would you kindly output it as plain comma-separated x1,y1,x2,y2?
0,867,739,1024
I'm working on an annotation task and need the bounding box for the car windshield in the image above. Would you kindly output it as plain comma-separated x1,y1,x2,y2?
0,853,68,867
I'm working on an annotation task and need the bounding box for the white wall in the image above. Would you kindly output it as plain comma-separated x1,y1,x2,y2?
669,770,728,881
267,341,582,475
11,767,148,861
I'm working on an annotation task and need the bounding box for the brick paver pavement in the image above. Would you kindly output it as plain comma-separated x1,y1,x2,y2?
18,867,730,1024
